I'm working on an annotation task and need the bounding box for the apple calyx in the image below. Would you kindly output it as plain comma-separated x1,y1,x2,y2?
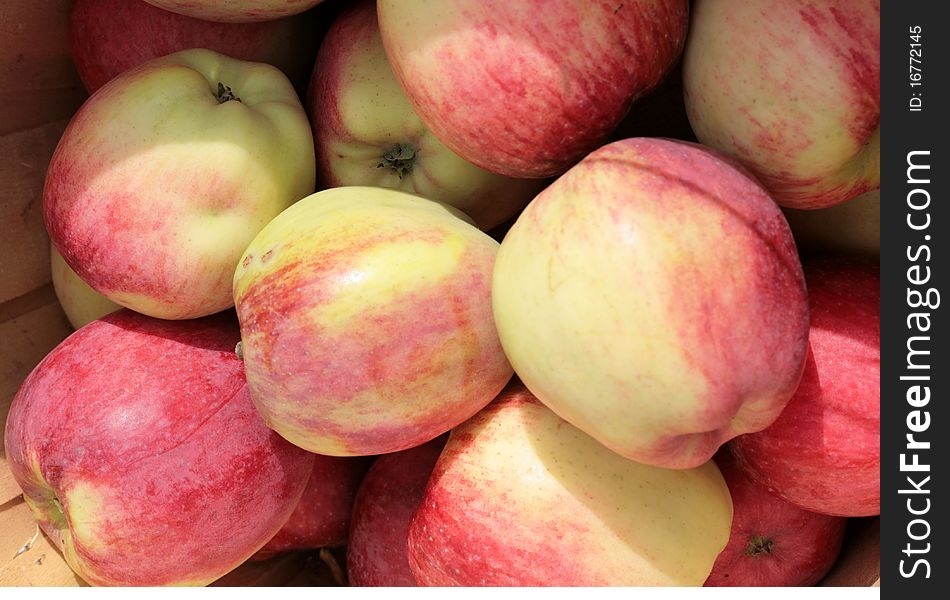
215,83,242,104
377,143,417,179
744,535,774,557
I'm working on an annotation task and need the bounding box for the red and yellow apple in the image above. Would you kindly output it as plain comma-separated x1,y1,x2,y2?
70,0,320,93
377,0,688,178
3,311,315,586
347,436,446,586
254,455,373,560
50,245,120,329
492,138,810,469
309,0,543,230
729,258,881,517
44,49,315,320
233,186,512,456
407,383,733,586
143,0,323,23
683,0,880,209
705,450,847,587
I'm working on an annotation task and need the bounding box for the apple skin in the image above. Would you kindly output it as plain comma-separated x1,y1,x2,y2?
705,450,847,587
729,258,880,517
143,0,323,23
347,436,447,586
407,382,733,586
377,0,688,178
308,0,544,230
683,0,880,209
492,138,810,469
784,189,880,259
253,455,374,560
44,49,315,320
3,310,315,586
233,186,513,456
50,245,120,329
70,0,321,94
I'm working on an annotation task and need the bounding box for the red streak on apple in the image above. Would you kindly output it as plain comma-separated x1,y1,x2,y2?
729,258,880,517
3,310,315,586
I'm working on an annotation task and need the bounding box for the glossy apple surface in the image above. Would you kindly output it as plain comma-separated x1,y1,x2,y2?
407,383,733,585
347,436,446,586
493,138,809,469
705,450,847,586
683,0,880,208
729,258,880,516
45,49,315,320
378,0,688,178
233,187,512,456
3,311,315,586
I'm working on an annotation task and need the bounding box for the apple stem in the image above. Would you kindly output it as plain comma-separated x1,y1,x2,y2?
215,83,242,104
744,535,774,557
318,548,347,586
234,341,244,361
377,144,417,179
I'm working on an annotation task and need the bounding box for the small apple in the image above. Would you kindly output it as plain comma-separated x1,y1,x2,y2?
492,138,810,469
3,310,315,586
50,244,120,329
729,258,880,517
705,450,847,587
309,0,543,230
407,382,733,586
233,186,512,456
377,0,689,178
45,49,315,320
683,0,880,209
347,436,446,586
143,0,324,23
254,455,373,560
70,0,320,93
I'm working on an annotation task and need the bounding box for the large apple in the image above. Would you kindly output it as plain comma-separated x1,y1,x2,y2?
3,311,315,586
70,0,320,93
50,245,120,329
254,455,373,560
143,0,323,23
407,382,733,586
45,49,315,320
233,186,512,456
683,0,880,209
729,258,880,517
347,436,446,586
377,0,688,178
309,0,543,230
492,138,810,469
784,189,880,258
705,450,847,586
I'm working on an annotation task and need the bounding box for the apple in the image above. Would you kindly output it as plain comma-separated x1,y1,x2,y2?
377,0,689,178
683,0,880,209
254,455,374,560
143,0,324,23
784,189,880,258
705,450,847,587
233,186,513,457
347,436,447,586
407,382,733,586
44,48,315,320
308,0,543,230
492,138,810,469
50,244,120,329
70,0,321,94
729,258,880,517
3,310,315,586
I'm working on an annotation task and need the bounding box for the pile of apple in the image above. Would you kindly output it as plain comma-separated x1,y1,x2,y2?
4,0,879,588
